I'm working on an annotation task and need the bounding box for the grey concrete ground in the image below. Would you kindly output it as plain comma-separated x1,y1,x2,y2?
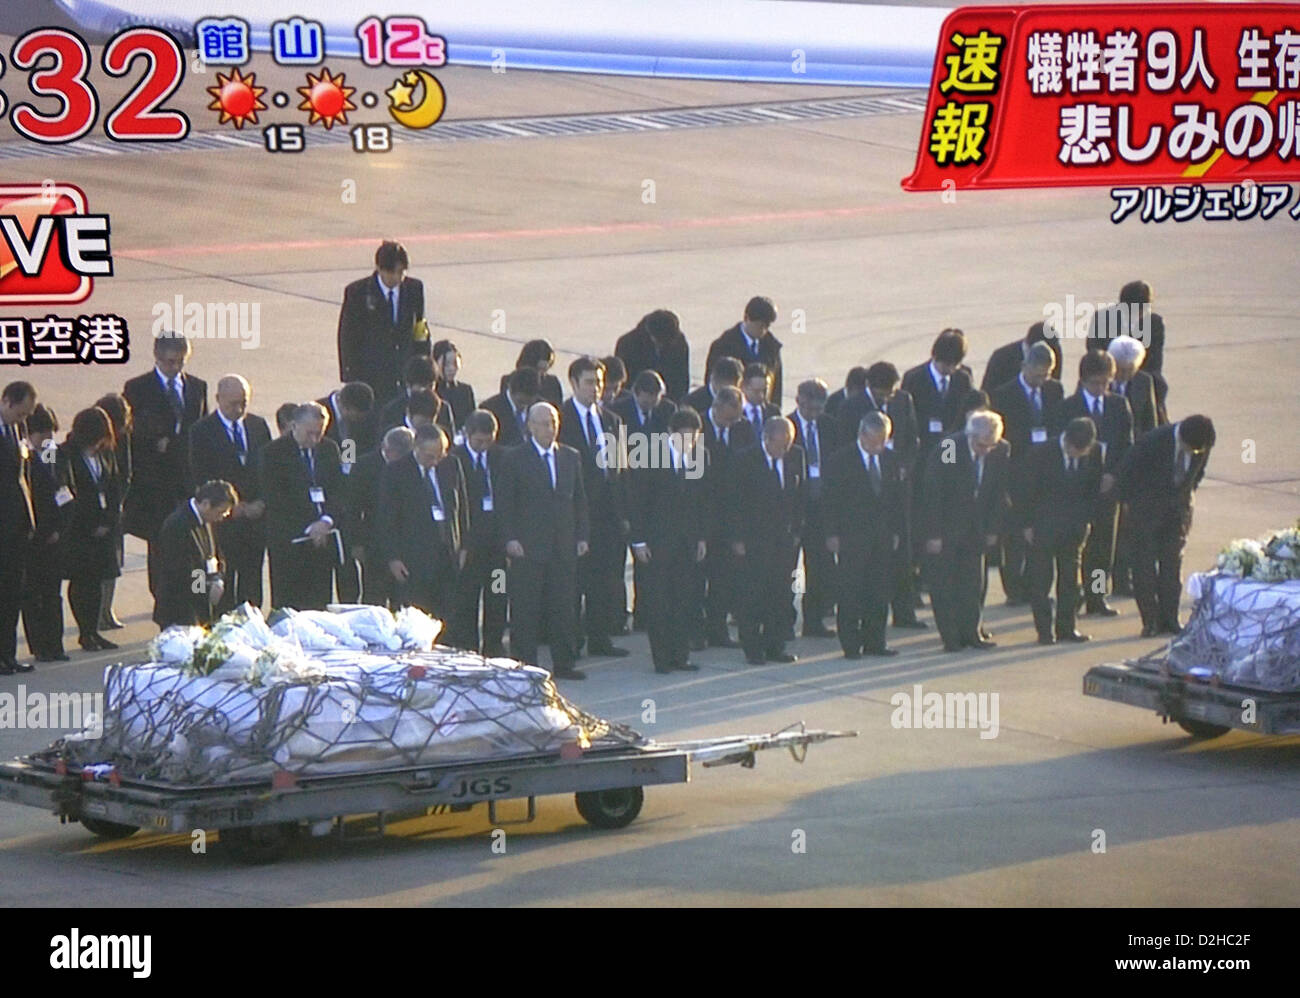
1,36,1298,906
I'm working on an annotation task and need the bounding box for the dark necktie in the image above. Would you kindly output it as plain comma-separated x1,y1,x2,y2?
769,457,781,488
545,449,555,490
427,467,442,508
586,408,600,451
166,376,184,428
1174,452,1189,487
806,420,820,467
939,375,949,398
1030,387,1043,423
1091,396,1102,420
869,454,882,495
388,288,398,325
232,420,246,454
300,447,315,483
751,407,762,436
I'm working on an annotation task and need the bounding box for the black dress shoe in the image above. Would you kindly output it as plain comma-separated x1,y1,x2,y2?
892,618,928,630
1037,634,1057,646
1086,603,1120,617
13,660,33,673
1057,631,1091,643
1140,624,1161,638
767,652,797,664
587,643,630,658
95,636,118,650
745,655,766,665
553,667,587,680
1162,622,1183,636
968,638,997,650
0,659,16,675
866,646,899,657
942,643,964,653
674,661,700,672
842,651,865,660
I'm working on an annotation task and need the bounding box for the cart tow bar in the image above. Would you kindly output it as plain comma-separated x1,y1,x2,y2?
668,721,857,769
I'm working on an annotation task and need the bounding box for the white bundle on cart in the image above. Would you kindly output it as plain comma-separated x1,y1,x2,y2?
56,605,623,784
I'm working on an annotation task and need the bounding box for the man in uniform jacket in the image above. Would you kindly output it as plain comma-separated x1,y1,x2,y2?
337,240,428,407
824,410,907,658
922,411,1012,651
122,333,208,595
1,382,38,674
705,296,784,405
449,411,507,656
375,424,467,620
153,481,237,629
628,409,708,673
559,357,630,658
496,402,589,679
1115,415,1215,637
615,309,690,403
260,402,347,610
980,321,1064,394
788,379,838,638
728,417,807,665
1062,351,1133,617
989,342,1065,604
480,367,541,448
189,375,272,612
1018,419,1104,645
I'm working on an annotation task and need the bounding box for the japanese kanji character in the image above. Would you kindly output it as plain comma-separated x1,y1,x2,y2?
1065,31,1103,93
1026,31,1064,95
1275,30,1300,90
196,18,250,65
1102,30,1140,93
1179,28,1217,91
1277,99,1300,158
1237,28,1272,89
27,316,77,363
271,17,324,66
1058,103,1112,164
77,314,129,364
940,30,1005,94
928,101,992,165
0,319,26,365
1109,186,1143,223
1168,103,1219,161
1171,185,1204,221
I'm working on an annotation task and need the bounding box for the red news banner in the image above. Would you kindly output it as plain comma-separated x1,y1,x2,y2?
903,3,1300,190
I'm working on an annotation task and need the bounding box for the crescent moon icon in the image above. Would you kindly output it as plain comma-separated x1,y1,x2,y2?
388,71,445,130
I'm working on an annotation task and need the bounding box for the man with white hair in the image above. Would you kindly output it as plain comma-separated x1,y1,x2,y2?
188,374,272,611
921,410,1012,651
1106,335,1164,437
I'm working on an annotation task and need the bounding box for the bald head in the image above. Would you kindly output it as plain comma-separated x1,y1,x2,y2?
216,375,251,421
527,401,559,448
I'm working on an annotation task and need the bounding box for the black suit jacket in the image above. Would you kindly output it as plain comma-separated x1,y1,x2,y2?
728,444,807,554
901,362,974,456
980,337,1064,394
626,456,706,555
435,379,477,430
0,420,33,539
316,394,379,457
480,392,530,447
558,399,626,527
452,442,506,555
188,412,271,499
683,385,714,415
25,449,69,576
609,395,675,436
57,446,124,578
375,453,467,569
921,434,1012,546
614,325,690,403
337,274,428,404
823,443,905,558
1112,371,1162,437
989,376,1066,462
153,501,222,627
706,323,784,403
839,388,921,472
122,369,208,538
1015,439,1103,544
1061,390,1133,473
378,390,454,440
1087,308,1165,375
496,442,588,563
343,448,386,552
259,435,346,552
1115,423,1210,523
496,372,564,409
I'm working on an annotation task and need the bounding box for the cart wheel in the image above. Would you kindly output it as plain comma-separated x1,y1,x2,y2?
1176,718,1232,739
78,816,138,840
220,823,297,863
575,787,644,829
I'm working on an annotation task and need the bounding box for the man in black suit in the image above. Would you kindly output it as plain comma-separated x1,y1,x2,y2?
845,362,926,629
375,424,467,619
990,342,1065,604
705,296,784,404
377,356,454,437
729,416,806,664
558,356,629,658
448,411,507,656
683,356,743,417
318,381,378,460
1019,418,1103,644
615,308,690,403
1063,351,1133,617
337,240,428,407
825,367,869,421
347,426,414,608
122,333,208,596
153,480,237,629
788,379,838,638
1115,415,1215,637
188,375,272,612
739,362,780,441
496,402,589,679
629,408,708,673
260,402,346,609
481,367,540,448
922,410,1012,651
1,381,38,675
1086,279,1166,376
20,404,69,664
696,386,756,648
980,320,1064,394
825,410,907,658
1107,335,1163,437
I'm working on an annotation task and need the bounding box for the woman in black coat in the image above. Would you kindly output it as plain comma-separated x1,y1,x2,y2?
59,407,122,651
94,392,132,630
20,405,71,662
432,339,476,432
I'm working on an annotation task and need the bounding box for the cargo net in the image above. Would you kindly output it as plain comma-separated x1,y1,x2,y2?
40,603,646,785
1133,574,1300,692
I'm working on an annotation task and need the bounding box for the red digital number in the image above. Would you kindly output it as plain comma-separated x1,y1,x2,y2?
9,28,99,143
102,28,189,141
